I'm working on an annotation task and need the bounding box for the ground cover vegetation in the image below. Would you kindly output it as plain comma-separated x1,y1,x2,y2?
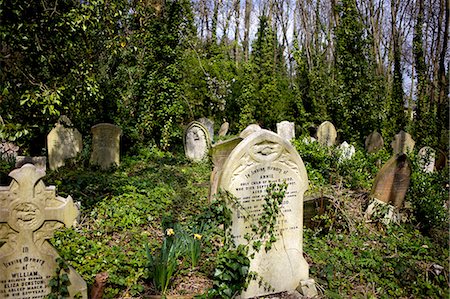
0,0,449,298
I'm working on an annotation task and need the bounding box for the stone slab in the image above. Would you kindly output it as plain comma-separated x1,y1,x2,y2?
90,123,122,170
47,119,82,170
277,121,295,141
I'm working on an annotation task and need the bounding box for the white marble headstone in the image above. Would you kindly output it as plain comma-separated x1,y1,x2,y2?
276,121,295,141
184,121,211,162
417,146,436,173
338,141,355,162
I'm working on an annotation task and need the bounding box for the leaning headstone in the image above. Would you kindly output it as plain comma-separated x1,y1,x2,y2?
391,131,415,155
0,164,87,298
417,146,436,173
239,124,261,139
276,121,295,141
370,153,412,208
47,116,82,170
317,121,337,147
90,123,122,170
209,137,243,201
0,142,19,162
198,117,214,141
15,156,46,172
217,129,314,298
183,121,211,162
338,141,355,163
365,131,384,153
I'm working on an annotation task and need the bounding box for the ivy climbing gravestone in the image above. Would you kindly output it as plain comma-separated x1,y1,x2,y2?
317,121,337,146
183,121,211,162
90,123,122,169
217,129,315,298
0,164,87,298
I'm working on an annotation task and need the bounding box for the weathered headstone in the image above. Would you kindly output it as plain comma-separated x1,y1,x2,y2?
338,141,355,162
15,156,46,172
218,119,229,137
0,142,19,162
198,117,214,141
417,146,436,173
365,131,384,153
239,124,261,139
276,121,295,141
435,149,448,171
0,164,87,298
209,137,243,201
391,131,415,155
317,121,337,147
90,123,122,170
183,121,211,162
47,117,82,170
217,129,314,298
370,153,411,208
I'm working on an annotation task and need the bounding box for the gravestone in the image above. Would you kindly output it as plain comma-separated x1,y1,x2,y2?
183,121,211,162
317,121,337,147
90,123,122,170
417,146,436,173
365,131,384,153
209,137,243,201
47,116,82,170
198,117,214,141
15,156,46,172
218,119,229,137
435,149,448,171
0,164,87,298
239,124,261,139
370,153,411,208
217,129,313,298
276,121,295,141
338,141,355,163
391,131,415,155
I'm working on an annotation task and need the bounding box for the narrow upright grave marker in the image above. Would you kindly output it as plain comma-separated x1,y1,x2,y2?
90,123,122,170
417,146,436,173
365,130,384,153
218,119,229,137
317,121,337,146
391,130,415,155
217,129,314,298
198,117,214,141
0,164,87,298
183,121,211,162
47,116,82,170
276,121,295,141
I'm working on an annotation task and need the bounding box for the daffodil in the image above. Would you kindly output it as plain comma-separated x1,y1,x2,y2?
166,228,175,236
193,233,202,240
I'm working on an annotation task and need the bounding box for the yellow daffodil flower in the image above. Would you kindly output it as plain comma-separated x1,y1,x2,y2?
166,228,175,236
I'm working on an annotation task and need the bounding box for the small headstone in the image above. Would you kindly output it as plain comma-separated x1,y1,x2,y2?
47,116,82,170
338,141,355,162
183,121,211,162
239,124,261,138
0,142,19,162
302,136,316,144
370,153,411,208
217,129,312,298
218,119,229,137
317,121,337,147
365,131,384,153
198,117,214,141
90,123,122,170
417,146,436,173
15,156,46,172
0,164,87,298
391,130,415,155
209,137,243,201
435,149,448,171
276,121,295,141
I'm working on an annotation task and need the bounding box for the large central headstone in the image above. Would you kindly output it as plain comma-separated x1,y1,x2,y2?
218,129,310,298
317,121,337,146
90,123,122,170
183,121,211,162
0,164,87,298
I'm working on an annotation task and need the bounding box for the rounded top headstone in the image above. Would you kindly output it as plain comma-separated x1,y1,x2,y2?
317,121,337,147
239,124,262,139
365,130,384,153
183,121,211,162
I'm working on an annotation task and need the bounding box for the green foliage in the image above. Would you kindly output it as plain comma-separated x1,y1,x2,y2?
46,257,83,299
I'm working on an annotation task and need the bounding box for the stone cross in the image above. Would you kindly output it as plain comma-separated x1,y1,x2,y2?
391,131,415,155
216,129,314,298
183,121,211,162
276,121,295,141
365,131,384,153
317,121,337,147
0,164,87,298
90,123,122,169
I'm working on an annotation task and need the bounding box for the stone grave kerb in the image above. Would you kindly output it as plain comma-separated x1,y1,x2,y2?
218,129,310,298
0,164,87,298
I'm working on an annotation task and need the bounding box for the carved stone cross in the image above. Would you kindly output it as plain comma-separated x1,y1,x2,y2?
0,164,87,298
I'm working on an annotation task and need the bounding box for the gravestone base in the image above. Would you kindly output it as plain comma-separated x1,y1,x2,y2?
365,198,401,225
297,278,318,298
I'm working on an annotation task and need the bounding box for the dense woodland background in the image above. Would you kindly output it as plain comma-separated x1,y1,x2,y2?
1,0,449,154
